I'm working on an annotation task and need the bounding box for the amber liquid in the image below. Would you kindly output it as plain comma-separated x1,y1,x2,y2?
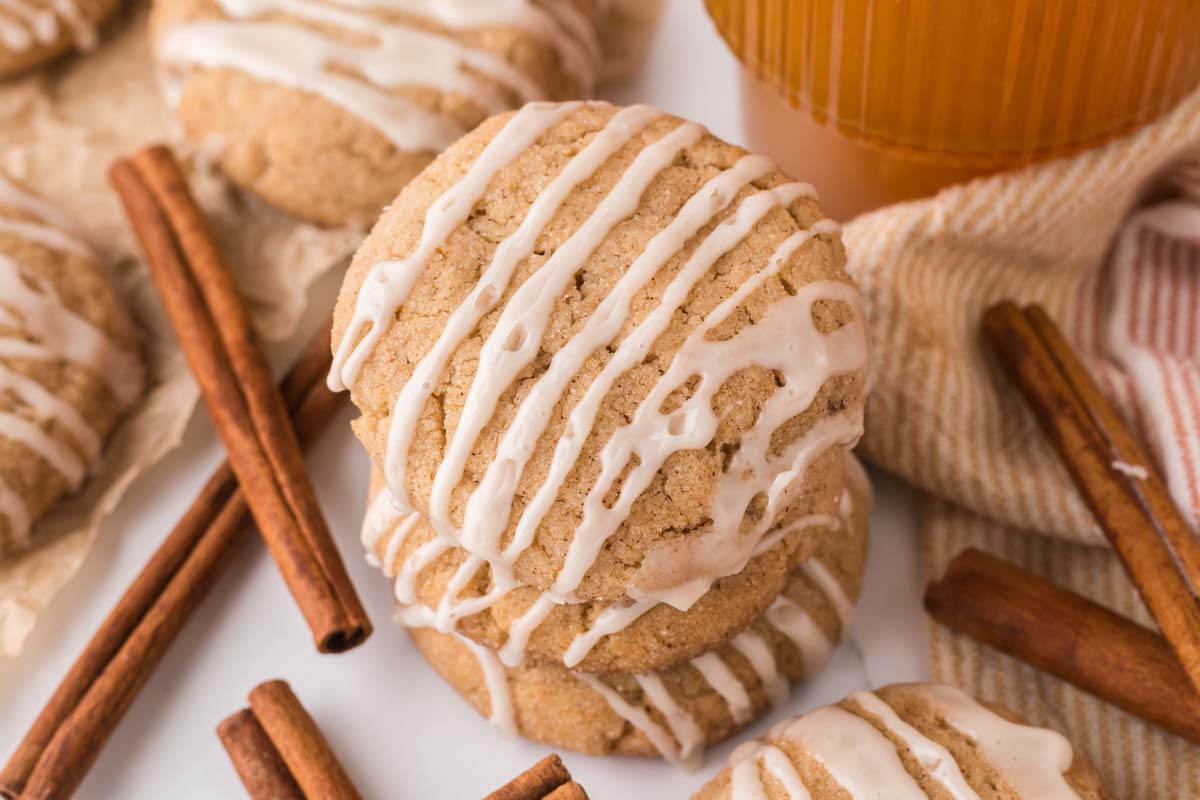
707,0,1200,219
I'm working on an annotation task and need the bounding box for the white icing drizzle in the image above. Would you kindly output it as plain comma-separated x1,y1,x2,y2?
0,176,92,257
0,217,91,258
468,170,806,601
799,560,854,629
0,478,31,547
0,188,141,546
497,593,554,666
577,673,699,770
368,472,860,774
583,544,853,765
334,101,867,616
362,482,847,672
729,630,788,709
157,0,596,153
429,118,709,562
371,102,660,507
0,364,100,462
0,263,140,406
778,705,928,800
908,683,1079,799
546,240,860,608
0,0,96,54
361,486,400,566
389,486,861,769
723,682,1082,800
849,690,980,800
330,0,598,93
399,602,517,736
731,743,813,800
331,100,585,390
560,597,655,668
633,673,705,767
0,411,84,485
690,652,753,724
394,538,447,604
466,637,518,737
765,595,832,672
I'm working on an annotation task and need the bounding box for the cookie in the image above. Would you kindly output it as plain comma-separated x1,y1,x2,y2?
363,452,850,673
0,176,143,557
694,682,1113,800
150,0,601,225
331,101,870,606
0,0,118,78
403,455,870,766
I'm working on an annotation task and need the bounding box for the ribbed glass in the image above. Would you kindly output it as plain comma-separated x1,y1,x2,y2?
706,0,1200,167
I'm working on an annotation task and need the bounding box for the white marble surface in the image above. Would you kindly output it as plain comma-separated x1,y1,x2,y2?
0,2,927,796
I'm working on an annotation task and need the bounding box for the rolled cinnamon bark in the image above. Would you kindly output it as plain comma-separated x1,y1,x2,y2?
217,709,304,800
982,301,1200,698
926,547,1200,744
485,754,583,800
245,680,361,800
110,147,370,653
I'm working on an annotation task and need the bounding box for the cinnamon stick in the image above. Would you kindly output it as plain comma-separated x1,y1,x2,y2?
982,301,1200,697
217,709,304,800
218,680,360,800
543,781,589,800
926,548,1200,744
0,321,343,800
110,146,369,653
485,754,586,800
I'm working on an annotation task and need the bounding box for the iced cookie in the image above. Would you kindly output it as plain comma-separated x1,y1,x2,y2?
364,457,845,673
150,0,601,225
0,0,118,78
694,682,1112,800
0,176,143,556
403,456,869,766
331,101,870,610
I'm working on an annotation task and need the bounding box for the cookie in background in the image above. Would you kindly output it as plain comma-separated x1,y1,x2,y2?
0,175,144,560
0,0,120,78
149,0,606,227
694,682,1114,800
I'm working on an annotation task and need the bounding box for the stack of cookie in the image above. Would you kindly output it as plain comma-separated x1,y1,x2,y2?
329,101,873,765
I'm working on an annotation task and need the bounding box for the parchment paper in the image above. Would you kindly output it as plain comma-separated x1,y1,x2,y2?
0,2,362,656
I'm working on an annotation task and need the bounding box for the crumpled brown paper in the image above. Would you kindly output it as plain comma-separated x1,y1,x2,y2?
0,2,362,656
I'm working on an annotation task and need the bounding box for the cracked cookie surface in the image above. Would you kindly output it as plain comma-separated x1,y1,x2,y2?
333,102,870,604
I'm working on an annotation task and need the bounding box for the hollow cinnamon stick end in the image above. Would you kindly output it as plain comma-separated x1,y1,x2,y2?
485,753,573,800
0,780,20,800
317,619,373,654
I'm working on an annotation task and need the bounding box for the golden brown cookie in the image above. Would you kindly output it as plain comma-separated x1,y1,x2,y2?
403,455,870,765
0,176,143,557
331,101,870,607
0,0,119,78
363,453,849,673
694,682,1113,800
150,0,601,225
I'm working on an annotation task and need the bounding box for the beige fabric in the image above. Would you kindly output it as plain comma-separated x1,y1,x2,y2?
844,84,1200,798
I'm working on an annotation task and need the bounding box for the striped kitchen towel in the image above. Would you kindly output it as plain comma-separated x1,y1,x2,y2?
843,84,1200,798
